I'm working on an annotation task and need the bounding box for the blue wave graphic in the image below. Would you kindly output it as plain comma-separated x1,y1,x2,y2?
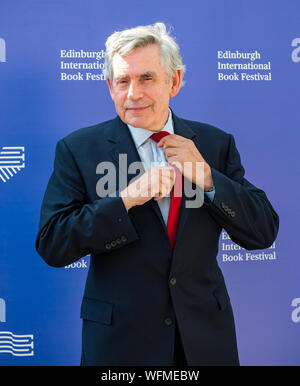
0,331,34,356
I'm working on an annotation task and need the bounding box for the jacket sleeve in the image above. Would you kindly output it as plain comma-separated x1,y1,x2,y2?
35,139,139,267
204,134,279,250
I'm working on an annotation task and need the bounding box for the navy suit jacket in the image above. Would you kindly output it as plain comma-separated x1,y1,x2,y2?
36,112,279,365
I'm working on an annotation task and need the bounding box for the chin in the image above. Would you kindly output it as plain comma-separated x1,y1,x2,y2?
126,117,151,130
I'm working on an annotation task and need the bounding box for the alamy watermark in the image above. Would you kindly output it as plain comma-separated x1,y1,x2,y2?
96,155,205,208
0,38,6,62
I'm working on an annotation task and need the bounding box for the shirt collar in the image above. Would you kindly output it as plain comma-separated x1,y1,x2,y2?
127,109,174,149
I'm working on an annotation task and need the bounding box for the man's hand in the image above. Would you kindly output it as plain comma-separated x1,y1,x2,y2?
120,166,176,211
157,134,213,191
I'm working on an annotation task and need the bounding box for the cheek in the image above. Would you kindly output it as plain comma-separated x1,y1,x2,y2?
157,85,172,104
113,92,126,108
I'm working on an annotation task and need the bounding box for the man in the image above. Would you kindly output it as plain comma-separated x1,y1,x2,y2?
36,23,279,366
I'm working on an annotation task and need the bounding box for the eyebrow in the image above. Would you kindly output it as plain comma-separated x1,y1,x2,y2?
139,71,157,79
114,75,130,83
114,71,157,83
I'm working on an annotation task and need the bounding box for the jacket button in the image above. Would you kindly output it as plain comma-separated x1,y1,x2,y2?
116,238,122,244
105,243,111,250
170,277,177,285
111,240,116,247
121,235,127,242
164,317,172,326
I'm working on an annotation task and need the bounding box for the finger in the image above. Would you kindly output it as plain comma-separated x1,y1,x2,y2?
166,157,182,171
149,166,175,196
158,178,175,199
156,166,176,177
157,134,186,147
158,167,176,181
160,174,175,189
164,147,179,158
149,169,166,198
153,170,176,200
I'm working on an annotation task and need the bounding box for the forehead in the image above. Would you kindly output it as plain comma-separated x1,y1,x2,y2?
112,44,165,77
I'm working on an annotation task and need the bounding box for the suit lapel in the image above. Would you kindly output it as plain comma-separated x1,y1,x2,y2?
108,116,144,181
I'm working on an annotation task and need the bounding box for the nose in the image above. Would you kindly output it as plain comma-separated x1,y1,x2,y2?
127,80,143,100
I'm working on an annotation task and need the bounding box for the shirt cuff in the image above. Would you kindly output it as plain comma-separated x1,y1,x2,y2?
204,187,215,202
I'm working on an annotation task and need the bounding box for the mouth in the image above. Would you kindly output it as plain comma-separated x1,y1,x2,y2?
125,105,150,112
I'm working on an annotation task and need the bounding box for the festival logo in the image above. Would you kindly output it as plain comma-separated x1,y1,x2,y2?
0,147,25,183
0,298,34,356
0,331,34,356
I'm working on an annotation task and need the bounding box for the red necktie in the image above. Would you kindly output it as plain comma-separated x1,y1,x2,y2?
150,131,182,249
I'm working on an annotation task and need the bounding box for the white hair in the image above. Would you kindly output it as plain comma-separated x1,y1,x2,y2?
103,22,186,84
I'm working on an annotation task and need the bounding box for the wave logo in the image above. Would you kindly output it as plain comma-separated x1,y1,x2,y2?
0,331,34,356
0,38,5,62
0,146,25,183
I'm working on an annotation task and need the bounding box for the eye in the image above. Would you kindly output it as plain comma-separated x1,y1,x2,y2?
140,73,154,82
115,78,129,86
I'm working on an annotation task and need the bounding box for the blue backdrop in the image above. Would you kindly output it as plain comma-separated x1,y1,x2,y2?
1,0,299,365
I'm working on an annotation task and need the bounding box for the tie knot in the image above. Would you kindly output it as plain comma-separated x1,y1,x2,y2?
150,131,170,143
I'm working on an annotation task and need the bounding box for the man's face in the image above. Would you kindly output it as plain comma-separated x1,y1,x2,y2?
107,44,181,132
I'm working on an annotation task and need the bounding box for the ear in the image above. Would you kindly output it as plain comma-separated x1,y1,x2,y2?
106,77,115,101
169,70,182,98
